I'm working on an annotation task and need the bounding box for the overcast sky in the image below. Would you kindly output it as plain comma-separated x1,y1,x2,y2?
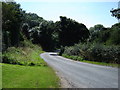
16,0,119,28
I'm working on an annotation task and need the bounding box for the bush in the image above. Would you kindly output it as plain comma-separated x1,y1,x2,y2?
87,44,120,63
64,44,81,56
63,43,120,64
2,40,46,66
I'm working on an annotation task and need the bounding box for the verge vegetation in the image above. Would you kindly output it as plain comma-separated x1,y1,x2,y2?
61,23,120,67
2,63,59,88
2,40,60,88
2,40,46,66
62,54,119,67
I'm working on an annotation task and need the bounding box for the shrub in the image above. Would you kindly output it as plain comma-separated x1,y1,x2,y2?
64,44,81,56
63,43,120,64
2,40,46,66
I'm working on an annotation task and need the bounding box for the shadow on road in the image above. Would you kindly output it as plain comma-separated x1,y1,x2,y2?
50,53,58,56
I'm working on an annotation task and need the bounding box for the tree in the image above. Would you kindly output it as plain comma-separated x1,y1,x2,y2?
109,23,120,45
23,12,44,28
21,23,30,39
110,1,120,22
89,24,104,32
89,24,109,43
28,20,58,51
110,8,120,21
94,24,104,31
38,21,56,51
59,16,90,46
29,26,40,44
2,2,24,49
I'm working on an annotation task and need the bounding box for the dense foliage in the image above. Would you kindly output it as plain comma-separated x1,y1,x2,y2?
2,2,24,50
59,16,89,46
2,40,46,66
63,23,120,64
2,1,120,64
63,43,120,64
2,1,90,51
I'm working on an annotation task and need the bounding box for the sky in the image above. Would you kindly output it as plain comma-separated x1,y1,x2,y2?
16,0,119,28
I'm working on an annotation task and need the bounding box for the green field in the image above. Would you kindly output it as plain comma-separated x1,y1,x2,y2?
2,63,59,88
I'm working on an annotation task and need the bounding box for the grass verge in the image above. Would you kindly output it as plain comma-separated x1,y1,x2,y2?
2,63,59,88
62,54,119,68
2,40,60,88
2,40,46,66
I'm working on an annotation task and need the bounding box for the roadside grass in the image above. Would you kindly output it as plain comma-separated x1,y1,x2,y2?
2,63,59,88
0,63,2,89
2,40,46,66
62,54,119,68
2,40,60,88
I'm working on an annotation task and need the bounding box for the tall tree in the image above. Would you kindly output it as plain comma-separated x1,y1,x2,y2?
59,16,90,46
2,2,23,48
23,12,44,28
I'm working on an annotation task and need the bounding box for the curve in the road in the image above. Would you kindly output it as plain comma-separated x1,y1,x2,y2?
40,52,118,88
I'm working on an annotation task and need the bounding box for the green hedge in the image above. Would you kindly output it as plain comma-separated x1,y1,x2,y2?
63,43,120,64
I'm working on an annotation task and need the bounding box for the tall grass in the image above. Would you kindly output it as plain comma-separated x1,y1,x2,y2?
2,40,46,66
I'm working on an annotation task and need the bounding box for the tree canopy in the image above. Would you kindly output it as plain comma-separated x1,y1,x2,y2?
59,16,90,46
2,2,24,50
2,1,120,52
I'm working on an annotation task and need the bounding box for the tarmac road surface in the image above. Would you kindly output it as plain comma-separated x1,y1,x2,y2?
40,52,118,88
